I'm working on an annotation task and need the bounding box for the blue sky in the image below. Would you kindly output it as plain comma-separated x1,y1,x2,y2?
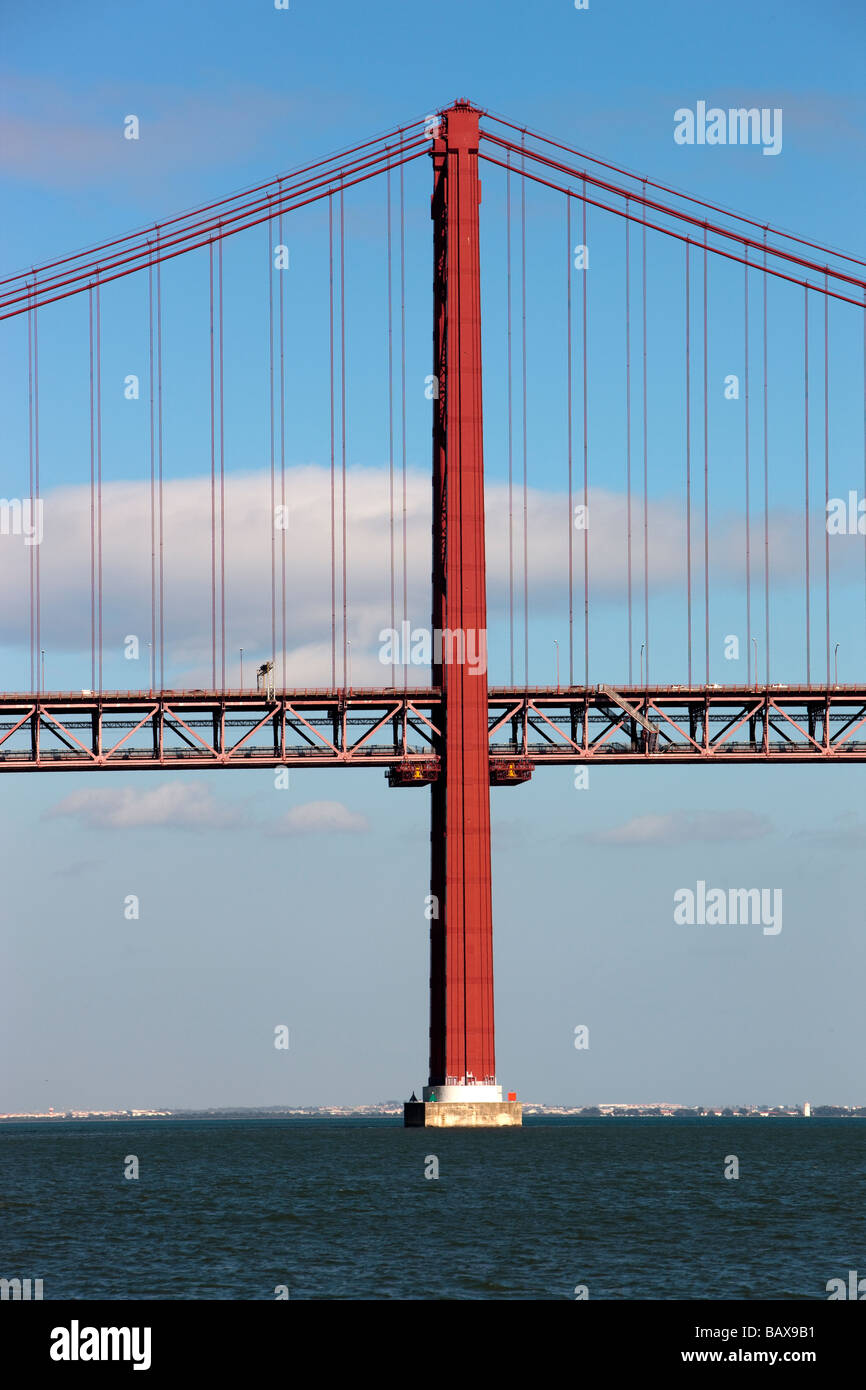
1,0,865,1109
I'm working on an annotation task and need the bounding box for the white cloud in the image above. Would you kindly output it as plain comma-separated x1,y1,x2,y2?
271,800,369,835
588,809,773,846
792,812,866,849
45,781,238,830
0,464,831,687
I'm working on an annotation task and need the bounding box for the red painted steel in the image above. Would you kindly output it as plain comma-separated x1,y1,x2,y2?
429,103,496,1090
3,688,866,770
5,103,866,1114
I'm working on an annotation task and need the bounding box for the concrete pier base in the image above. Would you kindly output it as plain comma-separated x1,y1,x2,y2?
403,1100,523,1128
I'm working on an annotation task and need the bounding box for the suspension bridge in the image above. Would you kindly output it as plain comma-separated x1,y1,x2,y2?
1,100,864,1124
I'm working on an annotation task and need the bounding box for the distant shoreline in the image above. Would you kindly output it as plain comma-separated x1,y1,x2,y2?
2,1104,864,1123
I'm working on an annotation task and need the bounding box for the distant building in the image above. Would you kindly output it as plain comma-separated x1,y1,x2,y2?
803,1101,811,1117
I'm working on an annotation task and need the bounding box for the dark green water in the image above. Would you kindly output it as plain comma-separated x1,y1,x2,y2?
2,1117,863,1299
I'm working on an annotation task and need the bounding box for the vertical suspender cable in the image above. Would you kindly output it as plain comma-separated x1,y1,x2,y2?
744,249,751,686
96,279,103,692
155,239,164,695
804,287,811,683
89,287,96,692
33,293,40,691
703,225,709,686
156,239,164,690
387,165,395,685
685,242,692,685
566,197,574,687
582,181,589,688
148,246,156,690
626,207,634,684
521,135,528,688
218,233,226,691
824,271,830,686
27,288,34,691
506,153,514,685
279,208,287,690
400,161,408,692
209,241,217,689
641,184,648,686
268,214,276,673
767,233,772,683
329,195,336,689
340,184,348,690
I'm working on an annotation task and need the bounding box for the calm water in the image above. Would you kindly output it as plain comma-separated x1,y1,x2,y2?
2,1118,863,1300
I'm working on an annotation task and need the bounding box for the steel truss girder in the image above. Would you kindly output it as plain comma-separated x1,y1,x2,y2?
0,690,440,771
1,685,865,770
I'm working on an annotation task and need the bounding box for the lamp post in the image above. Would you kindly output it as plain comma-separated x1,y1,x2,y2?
240,648,244,689
834,643,839,686
553,639,560,693
752,637,758,690
40,648,45,694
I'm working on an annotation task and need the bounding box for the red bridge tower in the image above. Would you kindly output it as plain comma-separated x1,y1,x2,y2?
404,102,521,1128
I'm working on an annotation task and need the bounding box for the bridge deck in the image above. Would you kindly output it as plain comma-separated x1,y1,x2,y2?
1,686,864,769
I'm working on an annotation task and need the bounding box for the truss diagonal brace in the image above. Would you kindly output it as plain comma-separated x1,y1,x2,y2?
597,685,660,738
